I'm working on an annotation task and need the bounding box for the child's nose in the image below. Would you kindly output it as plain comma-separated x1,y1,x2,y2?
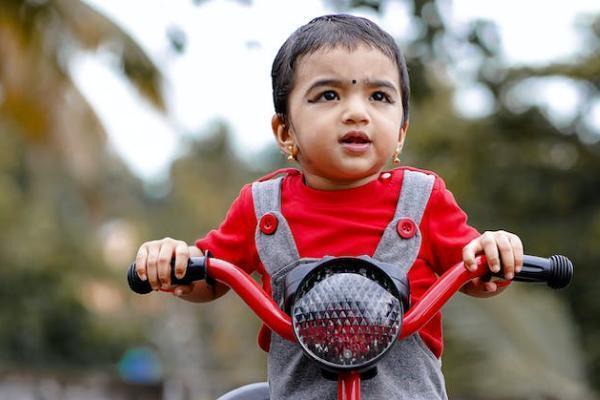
341,96,370,125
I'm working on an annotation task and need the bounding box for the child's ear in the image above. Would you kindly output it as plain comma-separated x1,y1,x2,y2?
272,114,294,149
398,120,409,148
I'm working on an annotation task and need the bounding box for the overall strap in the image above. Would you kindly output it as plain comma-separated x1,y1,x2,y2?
373,170,435,272
252,176,300,276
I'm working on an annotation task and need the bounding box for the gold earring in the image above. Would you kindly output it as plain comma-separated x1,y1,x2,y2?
392,144,401,164
287,144,298,161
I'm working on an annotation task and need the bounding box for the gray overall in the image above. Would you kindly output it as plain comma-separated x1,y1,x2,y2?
251,170,447,400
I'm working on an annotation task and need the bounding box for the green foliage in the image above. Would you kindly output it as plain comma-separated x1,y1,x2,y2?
0,265,132,368
0,123,141,371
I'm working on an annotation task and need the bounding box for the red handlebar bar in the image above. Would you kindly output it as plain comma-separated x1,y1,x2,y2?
206,256,492,341
208,258,295,342
400,256,489,338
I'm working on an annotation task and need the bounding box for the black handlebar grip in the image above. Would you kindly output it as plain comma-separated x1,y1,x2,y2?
127,256,208,294
492,254,573,289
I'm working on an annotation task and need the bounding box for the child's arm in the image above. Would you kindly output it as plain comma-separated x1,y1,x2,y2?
134,238,229,302
460,230,524,298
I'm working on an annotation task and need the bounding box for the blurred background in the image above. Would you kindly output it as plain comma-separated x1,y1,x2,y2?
0,0,599,399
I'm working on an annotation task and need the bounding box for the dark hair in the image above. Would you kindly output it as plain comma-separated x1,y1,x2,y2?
271,14,410,126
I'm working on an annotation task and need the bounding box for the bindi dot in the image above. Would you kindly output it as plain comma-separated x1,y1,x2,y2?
351,79,357,85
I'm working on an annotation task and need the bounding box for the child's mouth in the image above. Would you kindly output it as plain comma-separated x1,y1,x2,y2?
339,131,372,153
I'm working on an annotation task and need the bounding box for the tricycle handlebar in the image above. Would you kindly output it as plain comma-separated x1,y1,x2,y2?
127,254,572,341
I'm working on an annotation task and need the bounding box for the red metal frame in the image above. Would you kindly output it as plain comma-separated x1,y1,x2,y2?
338,372,361,400
400,255,488,338
208,258,295,342
206,255,490,400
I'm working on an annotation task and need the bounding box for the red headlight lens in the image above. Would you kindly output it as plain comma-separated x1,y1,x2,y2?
292,272,402,370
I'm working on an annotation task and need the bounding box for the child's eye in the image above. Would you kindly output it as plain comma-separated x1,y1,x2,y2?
370,91,393,103
316,90,339,102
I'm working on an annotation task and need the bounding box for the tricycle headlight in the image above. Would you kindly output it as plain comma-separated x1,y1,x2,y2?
291,260,403,372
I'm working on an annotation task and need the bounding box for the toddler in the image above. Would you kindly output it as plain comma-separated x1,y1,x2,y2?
134,14,523,400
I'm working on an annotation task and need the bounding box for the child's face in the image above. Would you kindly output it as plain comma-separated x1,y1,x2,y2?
273,45,407,190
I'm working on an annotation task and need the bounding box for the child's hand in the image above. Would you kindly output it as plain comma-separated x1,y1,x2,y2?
462,231,523,295
134,238,201,293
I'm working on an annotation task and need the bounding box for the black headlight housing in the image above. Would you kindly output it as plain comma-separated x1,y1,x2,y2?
284,256,409,374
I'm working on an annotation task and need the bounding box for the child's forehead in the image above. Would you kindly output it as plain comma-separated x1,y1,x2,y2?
294,45,399,85
297,44,391,66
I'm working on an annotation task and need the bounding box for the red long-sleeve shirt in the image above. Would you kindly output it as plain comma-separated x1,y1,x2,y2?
196,167,479,358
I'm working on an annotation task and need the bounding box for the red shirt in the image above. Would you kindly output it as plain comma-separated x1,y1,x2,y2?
196,167,479,358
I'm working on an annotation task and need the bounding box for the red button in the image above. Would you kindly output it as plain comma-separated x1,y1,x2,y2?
260,213,278,235
397,218,417,239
